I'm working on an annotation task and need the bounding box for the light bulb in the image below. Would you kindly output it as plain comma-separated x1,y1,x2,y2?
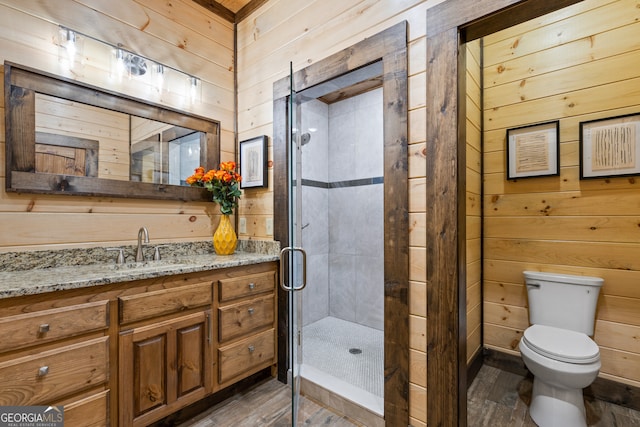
115,48,125,79
65,29,76,64
189,76,200,103
155,64,164,93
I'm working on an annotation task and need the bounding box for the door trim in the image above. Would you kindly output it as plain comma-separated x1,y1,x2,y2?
273,22,409,425
425,0,585,425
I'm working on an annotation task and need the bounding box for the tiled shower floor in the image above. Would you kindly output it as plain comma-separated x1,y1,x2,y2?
302,316,384,399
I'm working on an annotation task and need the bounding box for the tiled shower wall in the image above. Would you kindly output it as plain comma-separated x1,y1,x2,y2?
301,88,384,331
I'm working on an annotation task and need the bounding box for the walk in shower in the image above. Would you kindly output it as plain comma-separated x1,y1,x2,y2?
297,87,385,417
274,24,409,426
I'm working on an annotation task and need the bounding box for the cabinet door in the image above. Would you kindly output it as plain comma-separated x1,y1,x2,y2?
119,310,213,427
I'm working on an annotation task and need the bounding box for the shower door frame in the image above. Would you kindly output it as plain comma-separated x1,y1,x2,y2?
273,22,409,425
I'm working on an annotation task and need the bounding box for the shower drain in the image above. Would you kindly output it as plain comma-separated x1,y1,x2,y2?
348,348,363,355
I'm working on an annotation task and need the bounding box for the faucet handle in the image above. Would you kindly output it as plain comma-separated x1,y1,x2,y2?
153,245,168,261
107,248,125,264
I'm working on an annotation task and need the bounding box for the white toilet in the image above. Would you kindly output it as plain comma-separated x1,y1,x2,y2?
519,271,603,427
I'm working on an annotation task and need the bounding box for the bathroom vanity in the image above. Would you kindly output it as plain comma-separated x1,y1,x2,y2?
0,242,279,427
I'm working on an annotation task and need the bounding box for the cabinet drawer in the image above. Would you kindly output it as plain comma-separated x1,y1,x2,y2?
218,271,275,303
218,329,275,384
119,282,212,325
0,336,109,406
63,390,109,427
0,300,109,353
218,295,274,342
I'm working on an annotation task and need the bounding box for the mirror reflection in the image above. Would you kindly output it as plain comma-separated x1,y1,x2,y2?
35,94,205,186
6,62,219,201
131,121,202,186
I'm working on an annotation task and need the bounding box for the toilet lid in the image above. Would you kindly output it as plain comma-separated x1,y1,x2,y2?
522,325,600,364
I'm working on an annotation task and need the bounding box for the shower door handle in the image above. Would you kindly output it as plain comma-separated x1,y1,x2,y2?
279,246,307,291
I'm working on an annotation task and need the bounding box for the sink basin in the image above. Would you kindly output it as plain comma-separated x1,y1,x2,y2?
107,259,189,271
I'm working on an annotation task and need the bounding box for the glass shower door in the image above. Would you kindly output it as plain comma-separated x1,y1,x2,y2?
279,62,307,426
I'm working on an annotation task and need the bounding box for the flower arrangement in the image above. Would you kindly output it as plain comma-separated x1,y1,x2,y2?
186,162,242,215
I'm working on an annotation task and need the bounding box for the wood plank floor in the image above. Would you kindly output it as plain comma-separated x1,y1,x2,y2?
468,365,640,427
178,364,640,426
177,377,360,426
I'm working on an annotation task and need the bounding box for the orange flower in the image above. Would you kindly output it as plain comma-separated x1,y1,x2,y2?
220,161,236,172
186,163,242,215
202,170,215,182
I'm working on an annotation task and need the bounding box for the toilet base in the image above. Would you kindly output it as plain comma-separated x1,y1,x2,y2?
529,376,586,427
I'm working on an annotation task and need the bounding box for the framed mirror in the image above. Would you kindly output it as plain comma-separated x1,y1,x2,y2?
4,62,219,201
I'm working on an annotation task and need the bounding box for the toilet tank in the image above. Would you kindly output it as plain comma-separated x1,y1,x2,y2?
523,271,603,336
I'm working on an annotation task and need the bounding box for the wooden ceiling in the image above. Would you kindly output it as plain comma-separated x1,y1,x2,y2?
191,0,267,23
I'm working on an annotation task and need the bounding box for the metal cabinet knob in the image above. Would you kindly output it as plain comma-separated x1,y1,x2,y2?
248,345,255,353
38,324,50,334
248,283,255,290
248,308,255,315
38,366,49,377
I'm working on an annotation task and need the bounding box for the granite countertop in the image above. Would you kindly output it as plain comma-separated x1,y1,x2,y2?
0,240,280,300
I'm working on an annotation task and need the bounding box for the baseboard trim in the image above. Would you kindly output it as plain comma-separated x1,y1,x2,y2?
482,347,640,412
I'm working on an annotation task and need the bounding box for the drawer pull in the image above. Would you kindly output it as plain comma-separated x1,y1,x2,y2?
38,366,49,377
248,308,255,315
248,345,255,353
38,324,50,334
248,283,255,290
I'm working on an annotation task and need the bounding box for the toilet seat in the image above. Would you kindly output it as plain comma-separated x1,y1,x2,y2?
522,324,600,364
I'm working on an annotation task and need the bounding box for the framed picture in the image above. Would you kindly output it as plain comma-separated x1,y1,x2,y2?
506,120,560,180
579,112,640,179
239,135,268,189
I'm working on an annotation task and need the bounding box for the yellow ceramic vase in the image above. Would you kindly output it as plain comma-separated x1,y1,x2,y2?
213,215,237,255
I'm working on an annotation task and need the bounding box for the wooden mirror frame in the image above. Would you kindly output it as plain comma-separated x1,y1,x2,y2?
4,62,219,201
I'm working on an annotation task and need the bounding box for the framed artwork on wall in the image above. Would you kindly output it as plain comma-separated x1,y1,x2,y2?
506,120,560,180
239,135,268,189
579,112,640,179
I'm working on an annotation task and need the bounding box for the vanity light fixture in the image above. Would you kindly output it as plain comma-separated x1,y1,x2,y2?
57,25,201,104
58,26,83,70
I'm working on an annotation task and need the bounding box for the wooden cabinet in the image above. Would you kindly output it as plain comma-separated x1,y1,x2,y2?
218,294,274,342
118,282,212,325
0,300,109,352
118,283,213,427
216,270,277,388
218,329,275,383
119,310,213,426
0,337,109,405
0,260,278,427
0,300,110,426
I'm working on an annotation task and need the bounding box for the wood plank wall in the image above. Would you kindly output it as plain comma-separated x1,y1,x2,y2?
483,0,640,388
37,95,130,181
0,0,234,251
466,39,482,365
236,1,449,424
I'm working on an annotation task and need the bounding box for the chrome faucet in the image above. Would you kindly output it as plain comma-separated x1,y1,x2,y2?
136,227,149,262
